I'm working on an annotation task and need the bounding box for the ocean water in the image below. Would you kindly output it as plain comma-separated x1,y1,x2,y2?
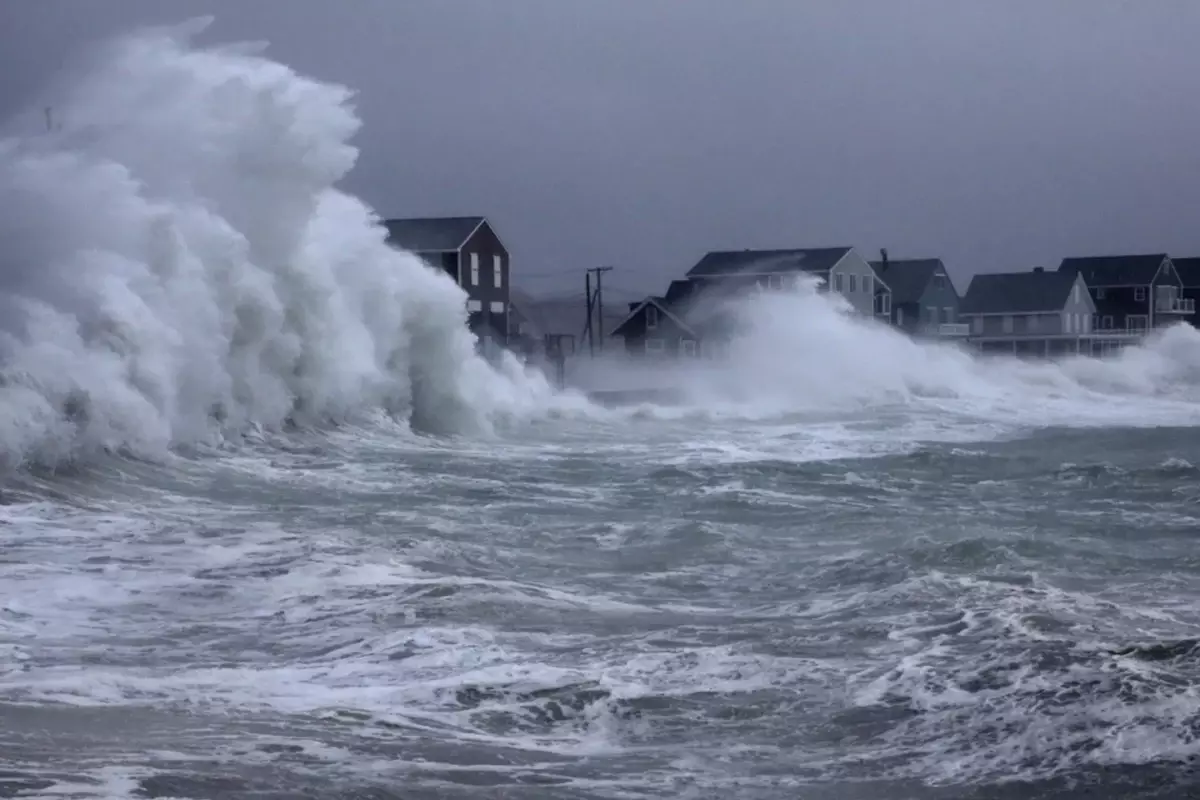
4,20,1200,800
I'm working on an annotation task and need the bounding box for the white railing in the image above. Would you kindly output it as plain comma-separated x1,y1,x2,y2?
1156,297,1196,313
937,323,971,336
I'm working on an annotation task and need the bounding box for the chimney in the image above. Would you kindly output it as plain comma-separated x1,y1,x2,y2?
1033,266,1044,273
880,248,889,271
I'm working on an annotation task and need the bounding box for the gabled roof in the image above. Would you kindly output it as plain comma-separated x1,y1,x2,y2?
686,247,851,278
868,258,952,305
960,269,1079,315
1173,257,1200,288
1057,253,1167,286
382,216,486,252
610,296,696,338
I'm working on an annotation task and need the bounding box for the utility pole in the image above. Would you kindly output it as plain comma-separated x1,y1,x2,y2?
584,266,613,356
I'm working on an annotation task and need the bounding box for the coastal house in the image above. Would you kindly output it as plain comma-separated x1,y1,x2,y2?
611,247,882,357
1171,257,1200,329
683,246,882,316
869,251,966,338
382,215,511,351
958,267,1098,356
1056,253,1193,334
610,285,702,358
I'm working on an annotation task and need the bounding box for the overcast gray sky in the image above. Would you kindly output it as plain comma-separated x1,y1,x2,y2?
3,0,1199,299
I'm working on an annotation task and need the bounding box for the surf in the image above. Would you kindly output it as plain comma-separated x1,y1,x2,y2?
0,19,572,471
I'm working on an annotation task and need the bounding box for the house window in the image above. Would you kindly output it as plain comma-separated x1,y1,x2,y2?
1002,315,1013,333
943,307,953,324
1127,314,1148,332
932,273,945,287
1028,315,1040,332
1082,314,1091,333
896,307,904,326
1095,288,1106,300
1102,315,1113,329
1135,286,1146,302
926,306,937,325
849,274,858,293
493,255,502,287
864,275,873,296
834,273,844,292
878,294,891,315
681,339,697,357
644,339,665,356
646,305,659,330
1073,285,1080,303
470,253,480,286
1065,313,1073,334
972,316,983,334
489,301,505,313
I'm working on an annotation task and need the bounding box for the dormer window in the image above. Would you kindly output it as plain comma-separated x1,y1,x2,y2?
646,305,659,329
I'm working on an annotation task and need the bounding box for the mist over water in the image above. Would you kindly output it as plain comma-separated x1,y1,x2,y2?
0,19,570,470
4,20,1200,800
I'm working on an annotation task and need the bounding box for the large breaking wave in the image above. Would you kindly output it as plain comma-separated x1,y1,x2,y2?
0,19,569,470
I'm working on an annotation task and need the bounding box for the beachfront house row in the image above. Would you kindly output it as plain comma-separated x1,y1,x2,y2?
869,251,966,337
611,246,886,357
1164,256,1200,329
1056,253,1194,333
382,215,511,352
958,267,1097,356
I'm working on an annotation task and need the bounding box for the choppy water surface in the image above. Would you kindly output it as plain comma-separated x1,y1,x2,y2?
4,19,1200,799
4,417,1200,799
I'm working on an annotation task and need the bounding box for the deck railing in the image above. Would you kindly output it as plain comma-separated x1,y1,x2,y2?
937,323,971,336
1156,296,1196,313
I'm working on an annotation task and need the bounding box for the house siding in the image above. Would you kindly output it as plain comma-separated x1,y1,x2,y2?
913,272,960,332
460,221,510,346
616,304,697,357
828,250,878,316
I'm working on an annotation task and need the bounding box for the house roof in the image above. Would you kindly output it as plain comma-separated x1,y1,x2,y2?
382,216,486,252
1173,257,1200,288
609,296,696,338
868,258,950,305
685,247,851,278
960,269,1079,314
1057,253,1167,286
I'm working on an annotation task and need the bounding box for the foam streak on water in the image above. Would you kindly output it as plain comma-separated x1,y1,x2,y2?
5,19,1200,800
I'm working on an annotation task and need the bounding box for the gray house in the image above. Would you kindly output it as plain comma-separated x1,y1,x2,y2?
1173,257,1200,330
611,247,883,358
382,216,511,352
683,246,883,316
869,254,965,337
1057,253,1193,333
959,267,1099,356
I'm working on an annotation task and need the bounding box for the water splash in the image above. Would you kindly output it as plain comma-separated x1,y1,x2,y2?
0,20,569,469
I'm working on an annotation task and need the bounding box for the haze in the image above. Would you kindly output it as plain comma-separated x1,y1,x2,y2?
3,0,1198,300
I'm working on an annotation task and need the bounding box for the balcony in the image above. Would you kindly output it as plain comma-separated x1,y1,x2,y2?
1156,296,1196,314
936,323,971,337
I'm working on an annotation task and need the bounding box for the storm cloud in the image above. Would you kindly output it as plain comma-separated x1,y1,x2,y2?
3,0,1198,299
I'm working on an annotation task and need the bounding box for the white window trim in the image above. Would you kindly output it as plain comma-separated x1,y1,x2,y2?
646,305,658,329
489,300,505,314
1134,286,1146,302
879,294,891,315
493,255,502,288
644,338,665,355
469,253,480,286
